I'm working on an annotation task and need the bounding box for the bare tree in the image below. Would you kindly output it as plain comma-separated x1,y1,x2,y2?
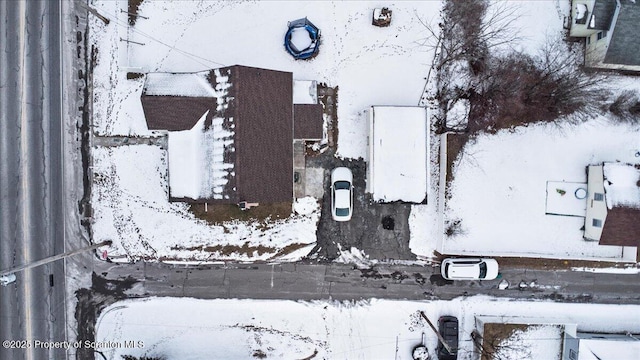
472,328,532,360
467,36,607,133
609,90,640,124
418,0,523,133
424,0,609,135
418,0,521,73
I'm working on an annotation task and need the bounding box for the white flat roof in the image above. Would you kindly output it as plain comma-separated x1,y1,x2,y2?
145,72,215,97
368,106,428,203
579,339,640,360
545,181,587,217
293,80,317,104
168,112,206,199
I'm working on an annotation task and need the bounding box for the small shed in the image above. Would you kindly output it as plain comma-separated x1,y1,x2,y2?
366,106,429,203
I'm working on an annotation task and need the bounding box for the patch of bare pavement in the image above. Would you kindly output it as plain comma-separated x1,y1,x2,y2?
306,154,416,263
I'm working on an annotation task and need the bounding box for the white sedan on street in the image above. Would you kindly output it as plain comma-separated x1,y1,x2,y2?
331,167,353,221
441,258,499,280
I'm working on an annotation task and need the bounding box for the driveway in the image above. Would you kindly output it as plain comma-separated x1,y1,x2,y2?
306,155,416,262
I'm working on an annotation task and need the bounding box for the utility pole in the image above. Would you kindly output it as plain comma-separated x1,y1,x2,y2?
75,0,110,25
120,9,148,20
419,311,454,355
0,240,112,278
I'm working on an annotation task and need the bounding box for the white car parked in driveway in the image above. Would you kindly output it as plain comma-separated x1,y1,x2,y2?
331,167,353,222
441,258,499,280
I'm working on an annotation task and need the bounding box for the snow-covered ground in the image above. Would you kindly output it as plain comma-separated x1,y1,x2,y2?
89,0,442,261
409,0,640,262
92,145,319,262
89,0,639,263
95,296,640,360
409,0,573,261
90,0,440,160
444,117,639,261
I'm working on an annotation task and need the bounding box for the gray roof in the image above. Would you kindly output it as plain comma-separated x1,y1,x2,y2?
604,0,640,66
589,0,617,30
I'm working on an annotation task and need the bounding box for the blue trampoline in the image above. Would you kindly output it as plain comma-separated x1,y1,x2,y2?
284,18,320,60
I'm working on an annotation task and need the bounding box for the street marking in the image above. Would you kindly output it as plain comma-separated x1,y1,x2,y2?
270,264,274,288
17,2,35,359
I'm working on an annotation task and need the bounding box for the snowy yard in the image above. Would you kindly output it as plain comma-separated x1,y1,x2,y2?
92,145,319,262
95,296,640,360
410,0,640,262
409,0,574,261
89,0,442,262
443,116,639,261
91,0,440,159
89,0,639,263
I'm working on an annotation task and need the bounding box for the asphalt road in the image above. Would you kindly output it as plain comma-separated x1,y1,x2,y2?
97,261,640,304
0,1,66,359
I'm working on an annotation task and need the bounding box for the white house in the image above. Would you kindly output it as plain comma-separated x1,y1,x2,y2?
584,164,607,241
366,106,429,203
475,315,640,360
569,0,640,72
584,162,640,247
563,332,640,360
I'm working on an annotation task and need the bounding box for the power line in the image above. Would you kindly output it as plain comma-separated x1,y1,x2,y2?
102,8,227,70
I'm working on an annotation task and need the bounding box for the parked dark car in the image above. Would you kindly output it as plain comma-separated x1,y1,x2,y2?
437,316,458,360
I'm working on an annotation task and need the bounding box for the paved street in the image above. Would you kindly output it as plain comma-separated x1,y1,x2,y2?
0,1,66,359
96,261,640,304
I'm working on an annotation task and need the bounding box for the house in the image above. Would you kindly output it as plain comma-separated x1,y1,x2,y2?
293,80,323,141
584,163,640,247
569,0,640,72
563,332,640,360
474,316,640,360
473,315,567,360
366,106,429,203
140,65,323,204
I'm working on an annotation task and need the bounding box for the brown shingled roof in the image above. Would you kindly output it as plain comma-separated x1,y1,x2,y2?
143,66,294,204
599,206,640,247
294,104,323,140
232,65,293,204
141,96,213,131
